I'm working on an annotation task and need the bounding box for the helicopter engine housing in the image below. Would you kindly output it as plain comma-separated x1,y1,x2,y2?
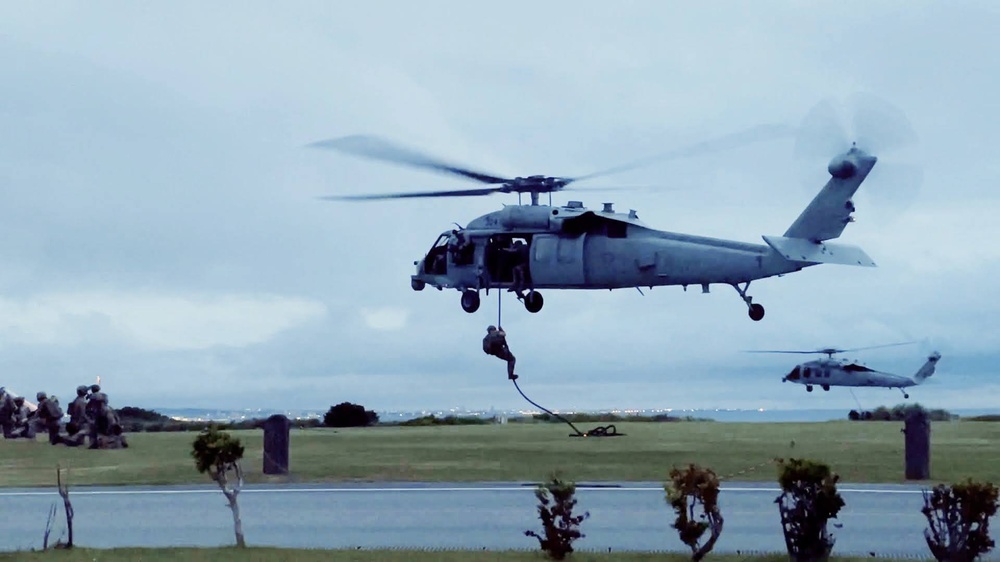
497,205,552,230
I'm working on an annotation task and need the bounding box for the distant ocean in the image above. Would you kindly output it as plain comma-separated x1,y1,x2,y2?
154,407,1000,423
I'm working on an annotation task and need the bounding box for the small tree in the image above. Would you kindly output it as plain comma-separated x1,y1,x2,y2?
922,479,999,562
191,426,246,547
666,464,723,561
41,466,74,550
56,467,73,549
323,402,379,427
775,458,845,562
525,474,590,560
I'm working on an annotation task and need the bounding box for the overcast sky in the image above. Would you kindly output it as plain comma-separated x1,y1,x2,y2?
1,1,998,413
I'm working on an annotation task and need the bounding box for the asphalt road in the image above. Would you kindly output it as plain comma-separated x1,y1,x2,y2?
0,482,986,558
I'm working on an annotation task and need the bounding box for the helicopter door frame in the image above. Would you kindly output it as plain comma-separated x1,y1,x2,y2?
530,233,586,286
423,233,450,276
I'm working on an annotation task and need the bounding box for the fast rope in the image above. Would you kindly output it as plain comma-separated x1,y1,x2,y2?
511,378,622,437
499,292,622,438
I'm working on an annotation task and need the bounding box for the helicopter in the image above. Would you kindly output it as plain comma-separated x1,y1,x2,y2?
746,343,942,398
312,122,887,322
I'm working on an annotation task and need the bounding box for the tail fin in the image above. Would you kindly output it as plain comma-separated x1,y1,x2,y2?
913,352,941,384
783,146,878,242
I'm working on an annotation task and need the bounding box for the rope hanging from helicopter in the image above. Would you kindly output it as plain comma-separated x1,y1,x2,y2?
498,291,623,438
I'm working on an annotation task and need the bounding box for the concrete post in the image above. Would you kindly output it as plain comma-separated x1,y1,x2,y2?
262,414,291,475
903,409,930,480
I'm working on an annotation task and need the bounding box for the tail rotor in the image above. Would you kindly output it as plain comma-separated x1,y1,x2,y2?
794,93,924,222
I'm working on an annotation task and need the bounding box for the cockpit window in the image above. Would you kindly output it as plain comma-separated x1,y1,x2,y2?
787,367,801,381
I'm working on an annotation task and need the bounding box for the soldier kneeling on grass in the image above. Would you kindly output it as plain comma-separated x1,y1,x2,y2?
10,397,36,439
32,392,64,445
87,391,128,450
64,385,92,447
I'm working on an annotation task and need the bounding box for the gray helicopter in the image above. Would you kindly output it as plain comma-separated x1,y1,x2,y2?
748,343,942,398
313,121,890,321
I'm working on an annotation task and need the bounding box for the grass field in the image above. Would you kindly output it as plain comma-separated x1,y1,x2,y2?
0,549,932,562
0,421,997,488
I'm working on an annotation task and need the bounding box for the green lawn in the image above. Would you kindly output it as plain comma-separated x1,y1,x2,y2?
0,548,933,562
1,421,997,487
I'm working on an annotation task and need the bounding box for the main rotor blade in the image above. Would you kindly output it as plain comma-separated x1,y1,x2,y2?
834,341,920,354
570,123,796,183
309,135,510,185
319,186,506,201
744,340,919,355
743,350,825,354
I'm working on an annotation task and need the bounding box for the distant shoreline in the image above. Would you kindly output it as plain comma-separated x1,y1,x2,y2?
150,407,1000,424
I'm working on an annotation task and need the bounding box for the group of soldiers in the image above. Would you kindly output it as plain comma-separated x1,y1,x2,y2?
0,384,128,449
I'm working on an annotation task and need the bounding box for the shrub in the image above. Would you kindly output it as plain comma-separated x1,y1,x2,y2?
323,402,379,427
115,406,170,422
398,415,491,426
966,415,1000,422
851,404,957,422
665,464,723,561
922,479,999,562
525,474,590,560
775,458,845,562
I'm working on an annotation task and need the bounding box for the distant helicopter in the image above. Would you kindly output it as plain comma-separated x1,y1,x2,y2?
747,343,942,398
313,101,914,321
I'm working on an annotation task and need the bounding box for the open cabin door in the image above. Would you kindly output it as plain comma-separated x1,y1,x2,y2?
530,234,586,286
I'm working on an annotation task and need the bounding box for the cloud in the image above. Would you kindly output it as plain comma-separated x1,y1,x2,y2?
0,292,327,351
360,307,410,331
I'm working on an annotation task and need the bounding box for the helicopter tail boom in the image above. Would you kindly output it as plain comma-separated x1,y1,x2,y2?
913,352,941,384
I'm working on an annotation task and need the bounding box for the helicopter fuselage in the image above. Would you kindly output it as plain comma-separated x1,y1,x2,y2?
412,202,806,297
772,351,940,399
783,359,917,390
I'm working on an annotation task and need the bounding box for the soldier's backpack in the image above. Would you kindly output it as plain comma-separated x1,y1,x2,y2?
45,398,63,420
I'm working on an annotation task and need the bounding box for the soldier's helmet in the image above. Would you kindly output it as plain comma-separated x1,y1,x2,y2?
14,397,24,406
77,385,89,395
36,391,47,401
90,384,101,393
487,325,497,332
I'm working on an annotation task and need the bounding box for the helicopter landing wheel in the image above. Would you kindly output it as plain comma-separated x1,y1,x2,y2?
822,384,830,391
523,291,544,313
748,303,765,321
460,290,480,313
903,392,910,399
806,385,814,392
411,279,425,291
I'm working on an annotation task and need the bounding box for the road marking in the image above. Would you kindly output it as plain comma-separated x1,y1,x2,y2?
0,485,926,497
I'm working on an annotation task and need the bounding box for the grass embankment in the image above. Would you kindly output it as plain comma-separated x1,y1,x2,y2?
0,548,930,562
0,421,996,487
